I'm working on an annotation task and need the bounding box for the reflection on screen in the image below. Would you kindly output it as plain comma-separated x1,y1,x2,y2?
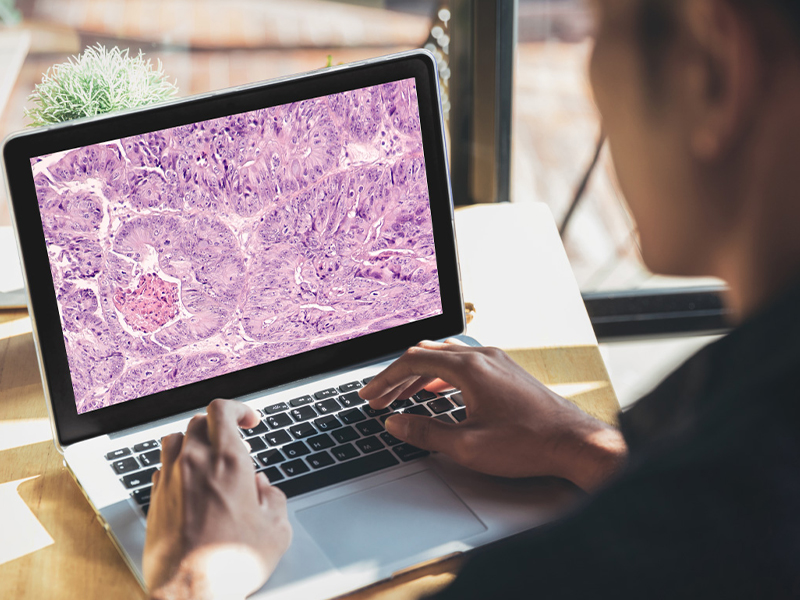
31,78,442,414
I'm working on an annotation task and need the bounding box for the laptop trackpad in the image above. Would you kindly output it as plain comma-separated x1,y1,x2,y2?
296,470,486,570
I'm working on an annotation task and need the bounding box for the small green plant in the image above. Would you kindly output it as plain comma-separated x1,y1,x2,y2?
25,44,178,127
0,0,21,25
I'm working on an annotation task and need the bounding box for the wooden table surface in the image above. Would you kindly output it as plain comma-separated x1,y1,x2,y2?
0,203,618,599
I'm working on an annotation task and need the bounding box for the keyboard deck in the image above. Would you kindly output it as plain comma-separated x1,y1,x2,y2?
105,377,466,516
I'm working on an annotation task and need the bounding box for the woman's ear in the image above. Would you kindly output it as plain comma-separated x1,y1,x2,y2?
682,0,760,161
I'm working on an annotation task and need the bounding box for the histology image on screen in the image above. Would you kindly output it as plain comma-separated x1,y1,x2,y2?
31,79,443,414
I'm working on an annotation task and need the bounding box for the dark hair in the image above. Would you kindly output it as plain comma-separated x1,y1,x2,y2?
637,0,800,91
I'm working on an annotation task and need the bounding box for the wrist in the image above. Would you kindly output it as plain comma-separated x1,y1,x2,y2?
149,545,266,600
559,422,628,492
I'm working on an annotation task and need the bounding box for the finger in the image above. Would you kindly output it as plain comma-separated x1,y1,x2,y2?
151,468,161,490
384,414,461,454
184,414,209,445
255,471,271,505
159,432,184,478
361,346,470,407
205,399,260,453
393,376,436,401
261,481,288,515
419,339,472,351
426,379,456,393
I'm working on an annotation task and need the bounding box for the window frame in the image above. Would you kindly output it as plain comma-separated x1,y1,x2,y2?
448,0,732,340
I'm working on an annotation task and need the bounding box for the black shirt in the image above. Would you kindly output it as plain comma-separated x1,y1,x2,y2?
432,281,800,599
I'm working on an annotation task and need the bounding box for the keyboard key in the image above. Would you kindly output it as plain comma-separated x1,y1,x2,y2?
240,421,268,437
390,398,413,410
405,405,432,417
449,392,465,407
307,451,335,469
133,440,159,453
265,430,292,447
105,448,131,461
393,443,430,462
289,422,317,439
314,388,338,400
266,413,293,429
261,466,284,483
435,414,456,424
356,419,384,436
380,431,402,446
290,405,317,422
121,468,157,489
413,390,438,403
141,504,150,516
355,436,385,454
332,443,360,462
308,434,335,451
315,398,341,415
275,451,399,499
452,408,468,422
289,395,314,407
112,457,139,475
338,381,363,393
246,436,267,452
363,405,391,418
314,415,342,432
132,486,152,505
362,376,375,384
332,426,359,444
283,441,311,458
281,459,310,477
264,402,290,415
428,397,454,414
339,391,366,408
139,449,161,467
340,408,367,424
256,449,285,466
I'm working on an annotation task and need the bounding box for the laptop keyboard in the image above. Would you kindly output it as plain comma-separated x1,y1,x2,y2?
105,377,466,517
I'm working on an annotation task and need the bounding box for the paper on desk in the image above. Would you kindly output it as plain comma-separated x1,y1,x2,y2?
454,203,597,350
0,226,25,293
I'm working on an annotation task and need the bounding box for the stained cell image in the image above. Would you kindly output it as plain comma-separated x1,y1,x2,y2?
31,78,443,414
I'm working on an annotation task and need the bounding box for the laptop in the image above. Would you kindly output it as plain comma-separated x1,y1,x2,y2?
2,50,576,599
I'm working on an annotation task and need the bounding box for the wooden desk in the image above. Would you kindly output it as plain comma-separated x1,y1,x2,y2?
0,203,618,599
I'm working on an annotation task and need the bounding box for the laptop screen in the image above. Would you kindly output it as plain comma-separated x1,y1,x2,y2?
30,78,443,415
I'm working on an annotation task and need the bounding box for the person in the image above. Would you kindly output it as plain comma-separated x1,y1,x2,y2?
143,0,800,597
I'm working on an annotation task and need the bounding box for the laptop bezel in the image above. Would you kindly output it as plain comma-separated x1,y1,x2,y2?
2,50,464,448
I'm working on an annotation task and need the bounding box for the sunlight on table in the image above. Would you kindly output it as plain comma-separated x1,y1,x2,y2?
0,314,31,339
0,477,54,566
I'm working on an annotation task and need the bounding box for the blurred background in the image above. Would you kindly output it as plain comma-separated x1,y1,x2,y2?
0,0,726,405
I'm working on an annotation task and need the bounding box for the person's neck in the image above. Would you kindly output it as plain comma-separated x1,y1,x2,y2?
721,257,800,325
711,71,800,324
714,171,800,323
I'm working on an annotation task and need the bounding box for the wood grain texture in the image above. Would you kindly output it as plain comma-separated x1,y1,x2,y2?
0,205,619,599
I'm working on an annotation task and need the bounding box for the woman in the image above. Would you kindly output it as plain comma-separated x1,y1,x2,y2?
144,1,800,597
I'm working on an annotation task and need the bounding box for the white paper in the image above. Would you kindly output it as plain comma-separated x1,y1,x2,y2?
0,226,24,293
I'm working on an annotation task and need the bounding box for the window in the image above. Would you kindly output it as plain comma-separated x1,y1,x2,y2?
444,0,729,339
0,0,448,302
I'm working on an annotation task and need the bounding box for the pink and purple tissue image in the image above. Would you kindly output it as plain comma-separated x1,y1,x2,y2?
31,78,443,414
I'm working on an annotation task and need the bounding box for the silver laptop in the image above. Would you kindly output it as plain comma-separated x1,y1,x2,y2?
2,50,576,599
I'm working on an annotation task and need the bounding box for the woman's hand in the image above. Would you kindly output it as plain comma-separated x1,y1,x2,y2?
143,399,292,600
360,340,627,492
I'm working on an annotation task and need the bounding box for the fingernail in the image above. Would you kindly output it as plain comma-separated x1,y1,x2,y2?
385,415,408,439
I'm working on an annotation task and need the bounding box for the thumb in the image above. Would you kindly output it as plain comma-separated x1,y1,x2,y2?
255,471,273,508
385,414,459,453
